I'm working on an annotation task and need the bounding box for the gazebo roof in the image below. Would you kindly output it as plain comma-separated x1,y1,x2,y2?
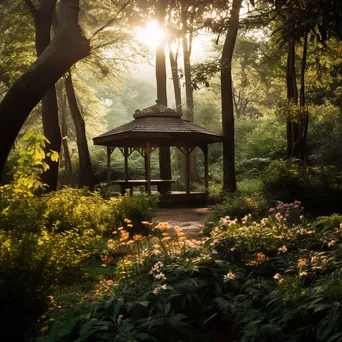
93,102,222,147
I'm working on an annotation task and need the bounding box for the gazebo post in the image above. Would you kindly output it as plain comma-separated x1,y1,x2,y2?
124,146,129,182
107,146,111,184
185,147,191,195
203,144,209,193
146,143,151,195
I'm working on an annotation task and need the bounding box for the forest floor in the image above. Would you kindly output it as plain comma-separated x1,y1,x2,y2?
153,207,212,237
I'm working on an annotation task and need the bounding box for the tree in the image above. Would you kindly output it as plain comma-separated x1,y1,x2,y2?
0,0,90,182
24,0,61,191
64,70,95,189
155,0,172,181
221,0,242,193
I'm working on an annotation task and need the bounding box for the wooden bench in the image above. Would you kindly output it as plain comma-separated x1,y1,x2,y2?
109,179,177,195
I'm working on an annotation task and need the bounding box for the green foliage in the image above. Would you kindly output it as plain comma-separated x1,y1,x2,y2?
113,193,159,235
45,187,117,235
262,159,342,215
0,133,57,233
207,179,269,231
0,227,100,341
38,209,342,342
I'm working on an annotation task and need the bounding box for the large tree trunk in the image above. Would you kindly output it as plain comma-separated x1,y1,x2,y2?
221,0,242,193
57,82,74,186
64,71,95,189
25,0,61,191
0,0,90,181
156,1,172,182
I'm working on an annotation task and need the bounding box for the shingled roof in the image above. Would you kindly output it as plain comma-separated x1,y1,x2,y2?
93,102,222,147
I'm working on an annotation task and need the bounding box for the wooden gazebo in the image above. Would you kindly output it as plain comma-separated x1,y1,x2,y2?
93,102,222,202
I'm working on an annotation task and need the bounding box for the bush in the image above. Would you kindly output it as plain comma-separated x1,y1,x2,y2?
262,159,342,215
113,193,159,235
45,187,117,235
206,179,269,234
0,228,100,341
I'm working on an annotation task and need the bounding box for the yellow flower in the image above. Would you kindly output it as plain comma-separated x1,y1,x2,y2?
127,224,133,228
273,273,281,280
118,227,123,231
141,221,149,225
124,218,131,223
133,234,144,241
112,231,118,235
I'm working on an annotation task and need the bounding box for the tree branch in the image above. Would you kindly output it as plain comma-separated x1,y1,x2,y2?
89,0,131,40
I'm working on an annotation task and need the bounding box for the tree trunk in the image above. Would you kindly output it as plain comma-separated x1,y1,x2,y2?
64,71,95,189
25,0,61,191
221,0,242,193
286,38,300,158
0,0,90,181
156,1,172,182
299,32,309,162
57,82,74,186
168,42,182,114
181,8,197,183
169,41,185,182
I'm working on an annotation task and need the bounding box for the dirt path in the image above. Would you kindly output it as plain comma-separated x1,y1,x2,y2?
153,207,211,237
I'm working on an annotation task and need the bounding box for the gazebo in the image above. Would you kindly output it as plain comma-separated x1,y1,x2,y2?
93,101,222,203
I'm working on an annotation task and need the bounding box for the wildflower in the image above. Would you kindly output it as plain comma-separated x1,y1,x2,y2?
273,273,282,280
120,230,129,242
340,223,342,230
223,272,236,282
107,239,115,249
124,218,131,223
300,271,308,277
300,215,304,220
211,249,218,255
230,247,235,252
112,230,118,235
328,240,335,247
127,224,133,228
278,245,288,254
101,264,107,267
141,221,149,225
279,278,285,285
269,208,275,213
155,272,166,280
297,258,307,268
161,284,167,290
155,222,170,231
153,287,160,294
133,234,144,241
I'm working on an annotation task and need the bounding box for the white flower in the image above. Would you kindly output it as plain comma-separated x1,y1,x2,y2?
278,245,288,253
223,272,236,282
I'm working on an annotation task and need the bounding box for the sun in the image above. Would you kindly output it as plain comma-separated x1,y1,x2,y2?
137,20,167,50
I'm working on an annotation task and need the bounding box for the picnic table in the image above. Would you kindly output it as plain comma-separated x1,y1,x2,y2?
110,179,177,195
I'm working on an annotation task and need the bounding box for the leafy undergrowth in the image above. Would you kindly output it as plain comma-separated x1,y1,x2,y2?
37,204,342,342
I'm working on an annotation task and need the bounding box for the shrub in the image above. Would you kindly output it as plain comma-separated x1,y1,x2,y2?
0,228,100,341
45,187,117,235
262,159,342,215
206,179,269,234
113,193,159,235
